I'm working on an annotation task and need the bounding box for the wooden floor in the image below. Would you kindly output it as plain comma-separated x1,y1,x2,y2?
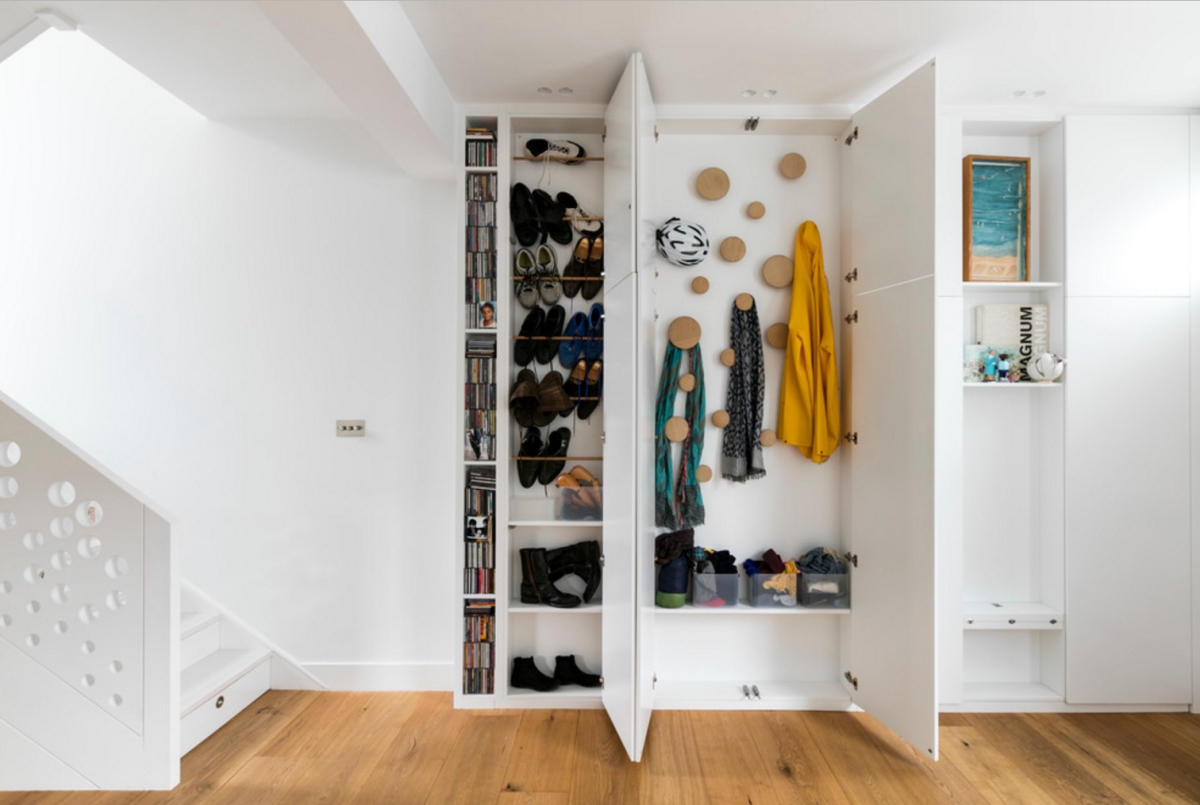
6,691,1200,804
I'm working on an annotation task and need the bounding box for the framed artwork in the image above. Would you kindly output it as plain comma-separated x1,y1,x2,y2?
963,155,1031,282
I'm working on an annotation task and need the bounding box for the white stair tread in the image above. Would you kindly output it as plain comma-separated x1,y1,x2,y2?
182,648,271,716
181,610,220,638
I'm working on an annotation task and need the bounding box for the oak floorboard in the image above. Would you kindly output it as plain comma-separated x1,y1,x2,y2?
750,711,853,805
804,712,928,804
256,692,381,760
854,713,986,805
420,713,522,805
193,757,306,805
637,711,709,805
938,726,1058,805
501,710,579,795
1060,714,1200,802
496,795,570,805
688,711,782,805
566,710,639,805
356,693,470,805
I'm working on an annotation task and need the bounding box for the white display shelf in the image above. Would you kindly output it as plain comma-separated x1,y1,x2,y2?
652,680,854,711
961,281,1062,292
962,682,1063,703
509,520,604,528
655,602,850,616
963,601,1062,630
963,382,1063,390
465,166,499,173
464,328,497,335
504,687,603,709
508,601,603,615
463,459,497,466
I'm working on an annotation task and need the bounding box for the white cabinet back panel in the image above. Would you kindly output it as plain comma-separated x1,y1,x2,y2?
1065,296,1191,704
1065,116,1190,297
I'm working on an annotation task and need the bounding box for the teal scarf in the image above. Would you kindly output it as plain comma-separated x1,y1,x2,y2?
655,343,705,528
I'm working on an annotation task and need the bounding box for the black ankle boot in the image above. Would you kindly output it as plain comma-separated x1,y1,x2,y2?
546,540,602,603
512,656,559,691
553,655,602,688
520,548,581,608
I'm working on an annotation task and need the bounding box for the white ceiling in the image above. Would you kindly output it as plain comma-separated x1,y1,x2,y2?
400,0,1200,111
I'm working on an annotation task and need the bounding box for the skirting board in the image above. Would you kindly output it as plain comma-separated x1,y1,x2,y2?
941,702,1192,714
303,662,456,691
0,716,94,791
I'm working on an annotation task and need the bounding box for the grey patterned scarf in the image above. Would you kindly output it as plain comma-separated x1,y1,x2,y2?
721,299,766,482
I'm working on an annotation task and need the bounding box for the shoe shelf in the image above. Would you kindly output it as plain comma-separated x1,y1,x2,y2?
961,682,1063,704
963,601,1062,630
963,382,1062,390
651,680,852,711
655,603,850,616
509,520,604,528
508,601,603,614
504,688,603,709
511,156,605,162
961,281,1062,292
513,456,604,462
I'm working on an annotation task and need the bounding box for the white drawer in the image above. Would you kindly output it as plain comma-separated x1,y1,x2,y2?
180,660,270,755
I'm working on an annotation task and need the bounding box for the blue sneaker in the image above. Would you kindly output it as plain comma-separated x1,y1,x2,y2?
559,312,588,368
584,304,604,362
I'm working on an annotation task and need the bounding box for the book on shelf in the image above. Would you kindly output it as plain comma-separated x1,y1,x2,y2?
462,598,495,695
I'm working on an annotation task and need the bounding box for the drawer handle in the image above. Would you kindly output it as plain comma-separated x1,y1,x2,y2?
215,695,225,709
1008,619,1016,625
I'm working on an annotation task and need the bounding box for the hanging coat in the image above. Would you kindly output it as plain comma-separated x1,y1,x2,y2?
777,221,840,464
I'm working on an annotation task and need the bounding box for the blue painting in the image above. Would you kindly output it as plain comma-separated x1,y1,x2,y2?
966,158,1029,281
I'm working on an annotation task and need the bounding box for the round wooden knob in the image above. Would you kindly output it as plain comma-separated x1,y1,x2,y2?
691,276,710,294
765,323,789,348
763,255,792,288
760,429,777,447
665,417,689,442
668,316,701,349
719,237,746,263
696,465,713,483
720,349,736,367
735,292,754,311
712,410,730,428
697,167,730,200
747,201,766,219
678,373,696,392
780,153,807,179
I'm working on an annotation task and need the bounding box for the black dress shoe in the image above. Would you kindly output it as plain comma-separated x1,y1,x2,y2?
511,656,559,691
517,428,543,489
532,189,573,245
514,307,544,367
511,183,541,247
538,427,571,486
536,305,565,365
553,655,602,688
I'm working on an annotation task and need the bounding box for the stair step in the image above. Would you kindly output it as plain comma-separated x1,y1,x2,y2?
181,610,220,638
181,648,271,717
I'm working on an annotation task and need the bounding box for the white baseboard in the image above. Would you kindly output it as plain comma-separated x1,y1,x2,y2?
301,662,455,691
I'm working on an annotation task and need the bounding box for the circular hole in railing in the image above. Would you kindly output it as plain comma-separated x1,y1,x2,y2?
0,477,17,499
51,551,72,571
109,694,122,708
23,565,45,584
26,600,40,615
78,536,102,559
0,614,10,628
0,512,16,531
81,640,95,654
105,557,129,579
22,532,44,551
81,674,95,688
76,501,103,527
26,634,40,648
48,482,75,508
0,442,20,468
0,581,11,594
78,604,100,624
50,516,74,539
51,584,71,605
54,620,68,634
109,660,122,674
105,590,127,611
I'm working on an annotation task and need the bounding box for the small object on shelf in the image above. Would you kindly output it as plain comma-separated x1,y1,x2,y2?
747,201,766,219
712,410,730,428
748,573,797,608
762,255,793,288
511,656,559,691
1027,352,1066,382
800,573,849,609
779,152,807,179
997,353,1011,382
478,301,496,330
678,373,696,392
692,571,737,607
656,555,690,608
752,685,761,700
657,218,710,267
696,167,731,200
691,276,710,295
735,292,754,311
720,349,736,367
695,464,713,483
963,154,1031,282
561,486,603,521
525,138,587,165
759,429,777,447
667,316,702,349
765,323,788,349
720,237,746,262
665,416,689,442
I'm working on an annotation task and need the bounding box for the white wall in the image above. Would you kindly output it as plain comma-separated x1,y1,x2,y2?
0,31,458,688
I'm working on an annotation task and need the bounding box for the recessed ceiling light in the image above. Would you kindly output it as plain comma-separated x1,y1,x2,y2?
742,89,756,98
1010,90,1026,98
762,89,777,98
537,87,552,95
1031,90,1046,98
558,87,573,95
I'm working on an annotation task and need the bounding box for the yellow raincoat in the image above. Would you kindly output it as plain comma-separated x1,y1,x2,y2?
777,221,840,464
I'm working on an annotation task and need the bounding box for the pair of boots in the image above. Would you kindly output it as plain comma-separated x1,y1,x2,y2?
511,655,602,691
519,542,601,608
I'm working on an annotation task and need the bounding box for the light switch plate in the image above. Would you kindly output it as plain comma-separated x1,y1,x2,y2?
336,420,365,437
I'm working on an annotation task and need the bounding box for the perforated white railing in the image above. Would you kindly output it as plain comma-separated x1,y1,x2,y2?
0,393,176,790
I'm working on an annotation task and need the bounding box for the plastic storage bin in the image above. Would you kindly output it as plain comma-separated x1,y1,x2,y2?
560,487,602,521
691,572,738,607
800,572,849,608
748,573,797,607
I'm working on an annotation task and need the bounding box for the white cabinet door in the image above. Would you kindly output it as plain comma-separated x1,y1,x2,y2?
846,60,937,295
1065,296,1192,704
601,53,639,761
1065,116,1190,297
844,61,939,760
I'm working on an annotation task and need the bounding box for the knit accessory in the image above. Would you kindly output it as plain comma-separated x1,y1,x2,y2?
721,297,766,482
654,343,706,528
655,528,695,566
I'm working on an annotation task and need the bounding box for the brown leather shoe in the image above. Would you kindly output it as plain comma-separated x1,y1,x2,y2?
562,236,589,299
581,236,604,300
533,370,573,426
509,369,540,428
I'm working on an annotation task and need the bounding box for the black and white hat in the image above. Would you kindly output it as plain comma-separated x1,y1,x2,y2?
655,218,710,267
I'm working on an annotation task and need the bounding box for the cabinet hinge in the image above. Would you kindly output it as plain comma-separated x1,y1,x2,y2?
599,554,605,568
843,552,858,568
844,126,859,146
845,671,858,690
652,672,657,689
844,268,857,283
602,126,607,143
654,125,659,142
845,311,858,324
601,430,606,444
844,432,858,445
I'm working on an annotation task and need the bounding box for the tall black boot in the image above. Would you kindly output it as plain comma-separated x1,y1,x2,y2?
520,548,581,608
546,540,602,603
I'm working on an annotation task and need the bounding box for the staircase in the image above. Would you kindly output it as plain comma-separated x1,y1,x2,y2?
180,590,272,755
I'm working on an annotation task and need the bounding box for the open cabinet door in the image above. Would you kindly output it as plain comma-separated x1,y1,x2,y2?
601,53,640,761
844,61,939,760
